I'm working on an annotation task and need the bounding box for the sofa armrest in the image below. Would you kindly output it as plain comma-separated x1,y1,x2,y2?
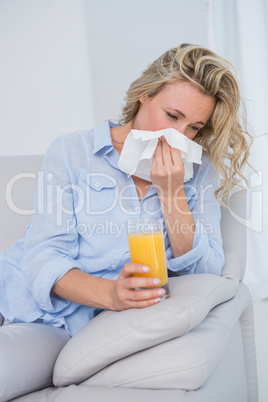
53,274,238,387
221,251,241,282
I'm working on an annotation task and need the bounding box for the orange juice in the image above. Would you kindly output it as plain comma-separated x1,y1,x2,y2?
128,230,168,287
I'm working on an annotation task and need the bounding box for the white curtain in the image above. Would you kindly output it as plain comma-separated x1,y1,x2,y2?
206,0,268,300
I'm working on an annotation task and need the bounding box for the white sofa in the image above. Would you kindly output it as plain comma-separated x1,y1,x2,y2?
0,155,258,402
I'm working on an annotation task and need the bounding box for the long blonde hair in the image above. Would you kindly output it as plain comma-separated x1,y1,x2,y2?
120,44,252,202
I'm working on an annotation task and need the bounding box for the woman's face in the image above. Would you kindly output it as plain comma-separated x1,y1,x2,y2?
133,81,216,140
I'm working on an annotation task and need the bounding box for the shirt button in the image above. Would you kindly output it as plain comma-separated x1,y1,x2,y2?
94,182,100,188
111,264,117,270
135,207,141,213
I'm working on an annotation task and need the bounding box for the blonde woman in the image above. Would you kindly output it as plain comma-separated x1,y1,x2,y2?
0,44,250,337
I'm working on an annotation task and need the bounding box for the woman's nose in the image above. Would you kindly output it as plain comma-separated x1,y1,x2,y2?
176,123,187,135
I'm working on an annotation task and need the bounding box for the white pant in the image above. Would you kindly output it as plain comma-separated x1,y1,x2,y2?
0,322,70,402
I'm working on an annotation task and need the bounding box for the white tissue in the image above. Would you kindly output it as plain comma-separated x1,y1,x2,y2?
118,128,202,182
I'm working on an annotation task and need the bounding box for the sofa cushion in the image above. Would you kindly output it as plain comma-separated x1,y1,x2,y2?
83,285,251,390
53,274,238,387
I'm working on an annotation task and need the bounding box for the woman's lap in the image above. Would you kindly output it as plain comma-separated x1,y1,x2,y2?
0,322,70,402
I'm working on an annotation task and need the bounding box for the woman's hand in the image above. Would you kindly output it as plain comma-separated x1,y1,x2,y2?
110,262,166,311
151,137,184,201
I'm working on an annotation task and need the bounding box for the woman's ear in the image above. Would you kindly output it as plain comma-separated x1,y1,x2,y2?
139,95,147,104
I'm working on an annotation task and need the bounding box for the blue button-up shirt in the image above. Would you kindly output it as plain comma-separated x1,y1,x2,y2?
0,120,224,336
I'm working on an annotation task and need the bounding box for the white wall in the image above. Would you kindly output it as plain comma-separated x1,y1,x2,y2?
0,0,95,156
0,0,208,156
84,0,208,126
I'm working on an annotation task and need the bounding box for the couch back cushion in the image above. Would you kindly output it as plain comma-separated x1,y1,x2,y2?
0,155,43,252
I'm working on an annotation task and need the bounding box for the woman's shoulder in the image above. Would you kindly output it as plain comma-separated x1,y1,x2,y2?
47,120,114,158
44,126,99,169
39,128,96,178
42,120,115,176
58,128,95,154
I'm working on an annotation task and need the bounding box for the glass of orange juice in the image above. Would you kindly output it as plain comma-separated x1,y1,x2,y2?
127,218,169,300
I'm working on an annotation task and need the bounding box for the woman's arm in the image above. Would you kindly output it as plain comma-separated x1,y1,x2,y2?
151,138,224,275
51,263,166,311
151,137,195,257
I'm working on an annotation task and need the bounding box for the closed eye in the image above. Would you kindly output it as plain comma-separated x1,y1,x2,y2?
167,111,202,133
190,126,200,132
166,112,178,120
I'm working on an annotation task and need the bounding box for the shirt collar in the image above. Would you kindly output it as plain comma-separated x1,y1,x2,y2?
93,120,120,154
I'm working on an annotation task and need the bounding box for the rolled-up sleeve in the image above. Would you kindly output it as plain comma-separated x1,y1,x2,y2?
166,157,225,276
21,136,82,313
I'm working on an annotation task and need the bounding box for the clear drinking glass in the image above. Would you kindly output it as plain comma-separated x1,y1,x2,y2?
127,218,170,300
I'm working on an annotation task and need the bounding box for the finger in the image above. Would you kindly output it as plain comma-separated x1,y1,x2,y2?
126,275,162,290
169,148,184,178
131,287,166,301
161,137,174,166
126,287,166,306
170,147,183,165
122,263,151,276
125,297,162,309
161,138,185,177
153,138,164,169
